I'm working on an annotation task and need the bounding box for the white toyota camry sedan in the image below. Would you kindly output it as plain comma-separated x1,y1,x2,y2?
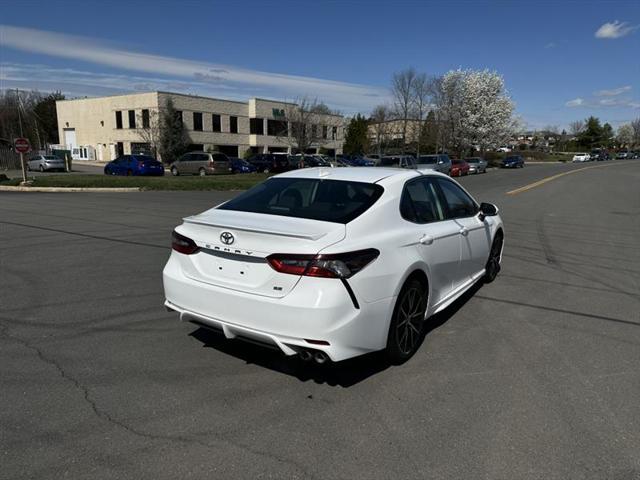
163,167,504,364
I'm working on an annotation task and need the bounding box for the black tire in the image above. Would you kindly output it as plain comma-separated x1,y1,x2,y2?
171,167,179,176
39,165,45,172
386,277,428,364
198,168,206,177
484,233,503,283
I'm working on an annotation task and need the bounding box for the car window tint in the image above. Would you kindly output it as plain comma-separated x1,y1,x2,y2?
218,178,383,224
436,179,478,219
401,178,444,224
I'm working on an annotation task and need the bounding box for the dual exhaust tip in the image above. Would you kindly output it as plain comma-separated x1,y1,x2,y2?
299,349,329,364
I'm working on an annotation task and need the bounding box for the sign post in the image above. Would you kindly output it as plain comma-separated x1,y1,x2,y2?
14,137,30,185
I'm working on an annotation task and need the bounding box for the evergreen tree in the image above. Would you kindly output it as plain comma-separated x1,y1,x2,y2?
159,98,189,163
343,114,370,156
578,116,604,149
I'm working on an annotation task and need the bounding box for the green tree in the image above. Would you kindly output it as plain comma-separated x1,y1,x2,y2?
602,122,614,147
33,91,65,145
419,110,438,153
343,114,370,156
578,116,604,149
159,98,189,163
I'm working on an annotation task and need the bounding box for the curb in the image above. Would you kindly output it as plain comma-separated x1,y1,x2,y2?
0,186,141,192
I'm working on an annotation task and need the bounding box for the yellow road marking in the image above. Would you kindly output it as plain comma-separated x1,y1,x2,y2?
506,163,624,195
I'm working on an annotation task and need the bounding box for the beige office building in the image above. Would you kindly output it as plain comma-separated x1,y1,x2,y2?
56,92,344,161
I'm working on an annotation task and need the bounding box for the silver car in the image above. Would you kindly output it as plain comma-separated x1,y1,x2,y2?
27,155,66,172
416,154,452,175
465,157,488,174
169,151,232,176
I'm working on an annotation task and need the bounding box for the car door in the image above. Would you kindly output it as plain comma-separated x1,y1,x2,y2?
435,178,491,282
400,177,462,306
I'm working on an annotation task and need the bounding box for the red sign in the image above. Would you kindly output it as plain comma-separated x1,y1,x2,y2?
14,137,31,154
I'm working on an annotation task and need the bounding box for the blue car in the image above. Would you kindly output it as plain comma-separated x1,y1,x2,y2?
501,155,525,168
229,157,257,174
104,155,165,176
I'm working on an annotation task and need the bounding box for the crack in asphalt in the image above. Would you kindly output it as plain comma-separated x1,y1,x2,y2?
0,321,319,480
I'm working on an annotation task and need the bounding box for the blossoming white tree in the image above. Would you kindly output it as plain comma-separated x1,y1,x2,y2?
438,69,516,155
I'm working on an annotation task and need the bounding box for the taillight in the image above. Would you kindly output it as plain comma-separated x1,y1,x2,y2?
267,249,379,279
138,161,144,168
172,230,199,255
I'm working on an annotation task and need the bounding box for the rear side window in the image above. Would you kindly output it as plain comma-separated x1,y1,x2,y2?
218,178,384,224
435,179,478,219
400,178,444,224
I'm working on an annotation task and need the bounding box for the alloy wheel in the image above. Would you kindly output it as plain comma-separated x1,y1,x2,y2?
395,286,426,355
484,235,503,282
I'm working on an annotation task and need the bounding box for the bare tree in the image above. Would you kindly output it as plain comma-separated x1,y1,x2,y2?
136,109,162,158
412,73,431,158
569,120,585,137
391,68,417,152
276,97,339,154
631,117,640,148
370,104,392,157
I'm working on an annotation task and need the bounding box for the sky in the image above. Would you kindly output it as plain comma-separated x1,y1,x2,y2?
1,0,639,130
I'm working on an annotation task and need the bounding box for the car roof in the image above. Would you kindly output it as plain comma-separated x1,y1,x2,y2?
274,166,448,184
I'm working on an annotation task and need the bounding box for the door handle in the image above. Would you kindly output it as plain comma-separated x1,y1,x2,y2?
459,227,469,236
419,234,434,245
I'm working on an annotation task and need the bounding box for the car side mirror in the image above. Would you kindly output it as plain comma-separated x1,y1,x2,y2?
479,202,498,220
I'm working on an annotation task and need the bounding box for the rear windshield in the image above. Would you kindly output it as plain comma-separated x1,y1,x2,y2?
218,178,384,224
134,155,158,163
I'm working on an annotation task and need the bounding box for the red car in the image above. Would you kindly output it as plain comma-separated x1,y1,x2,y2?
450,159,470,177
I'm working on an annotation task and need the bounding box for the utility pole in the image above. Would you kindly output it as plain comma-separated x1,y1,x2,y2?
16,89,28,184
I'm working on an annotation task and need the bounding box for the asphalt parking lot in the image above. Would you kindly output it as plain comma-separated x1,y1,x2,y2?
1,162,639,479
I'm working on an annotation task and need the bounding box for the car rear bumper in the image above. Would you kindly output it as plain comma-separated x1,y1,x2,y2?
163,252,394,361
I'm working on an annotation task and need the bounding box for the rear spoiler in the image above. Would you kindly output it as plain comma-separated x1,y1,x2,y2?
182,216,328,241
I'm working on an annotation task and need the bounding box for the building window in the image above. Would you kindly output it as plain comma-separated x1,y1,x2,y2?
230,116,238,134
115,111,123,129
193,112,203,131
267,119,287,136
142,109,150,129
175,110,183,126
332,126,338,140
250,118,264,135
212,114,221,132
128,110,136,129
322,125,328,140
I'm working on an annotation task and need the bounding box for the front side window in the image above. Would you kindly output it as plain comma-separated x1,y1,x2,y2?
435,179,477,219
400,178,444,224
218,178,384,224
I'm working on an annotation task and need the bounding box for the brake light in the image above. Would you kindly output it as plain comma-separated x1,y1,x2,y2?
172,230,199,255
267,249,379,278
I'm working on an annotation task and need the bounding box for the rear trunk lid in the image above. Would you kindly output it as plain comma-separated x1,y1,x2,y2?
175,208,345,298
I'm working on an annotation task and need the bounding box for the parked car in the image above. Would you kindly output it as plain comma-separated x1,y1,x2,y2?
572,153,591,162
416,154,452,175
501,155,525,168
351,156,376,167
229,157,257,174
169,152,231,176
292,154,332,168
163,167,503,364
616,151,630,160
377,155,417,169
497,146,512,152
464,157,488,174
450,159,470,177
27,154,66,172
247,153,292,173
104,155,164,176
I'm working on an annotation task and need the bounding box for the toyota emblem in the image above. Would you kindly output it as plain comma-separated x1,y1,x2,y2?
220,231,235,245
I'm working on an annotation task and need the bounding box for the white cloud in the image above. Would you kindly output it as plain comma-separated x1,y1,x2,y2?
594,21,639,39
0,25,389,112
544,42,556,49
565,98,585,107
594,85,632,96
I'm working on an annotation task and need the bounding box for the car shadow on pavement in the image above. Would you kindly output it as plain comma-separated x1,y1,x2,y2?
189,281,484,388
